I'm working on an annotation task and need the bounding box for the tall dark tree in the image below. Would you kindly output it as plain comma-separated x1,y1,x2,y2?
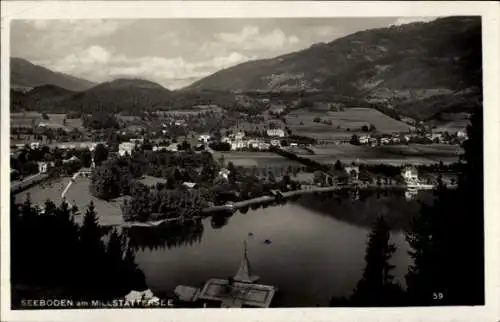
90,161,121,200
93,143,109,166
350,216,403,306
405,106,484,305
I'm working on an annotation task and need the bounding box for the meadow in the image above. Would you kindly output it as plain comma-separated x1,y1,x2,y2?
298,144,462,165
15,176,125,226
285,107,411,140
11,113,84,131
213,151,304,167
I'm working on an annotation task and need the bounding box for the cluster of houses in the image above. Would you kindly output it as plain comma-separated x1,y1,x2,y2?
356,128,468,146
219,131,280,151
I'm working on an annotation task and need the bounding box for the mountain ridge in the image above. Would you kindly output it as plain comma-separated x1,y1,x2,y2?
185,16,482,98
10,57,96,92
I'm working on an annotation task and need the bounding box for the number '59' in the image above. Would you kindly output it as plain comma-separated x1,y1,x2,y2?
433,292,444,300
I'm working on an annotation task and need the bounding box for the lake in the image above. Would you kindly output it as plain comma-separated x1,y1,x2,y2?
127,190,428,307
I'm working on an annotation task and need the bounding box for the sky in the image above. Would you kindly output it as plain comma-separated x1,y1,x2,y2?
11,17,437,90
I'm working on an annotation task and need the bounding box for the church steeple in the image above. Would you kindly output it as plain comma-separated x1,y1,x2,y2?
234,240,259,283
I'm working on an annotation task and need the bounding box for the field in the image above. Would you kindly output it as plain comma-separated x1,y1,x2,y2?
15,177,125,226
11,113,84,131
213,151,303,167
285,107,411,139
299,144,462,165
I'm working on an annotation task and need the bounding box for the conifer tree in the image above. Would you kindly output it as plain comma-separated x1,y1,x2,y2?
405,107,484,305
351,216,403,306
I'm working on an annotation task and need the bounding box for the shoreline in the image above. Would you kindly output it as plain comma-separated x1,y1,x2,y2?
111,182,455,228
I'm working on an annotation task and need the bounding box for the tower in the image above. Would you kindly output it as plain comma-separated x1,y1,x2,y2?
233,240,259,283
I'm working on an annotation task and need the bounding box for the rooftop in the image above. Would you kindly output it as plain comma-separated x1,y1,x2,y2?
197,278,276,308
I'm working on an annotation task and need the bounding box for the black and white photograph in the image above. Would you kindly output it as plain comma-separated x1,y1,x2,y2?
1,1,499,321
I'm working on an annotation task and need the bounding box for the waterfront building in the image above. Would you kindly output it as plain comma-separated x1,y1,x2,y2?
344,166,360,180
402,166,419,184
175,241,277,308
266,129,285,137
119,142,135,156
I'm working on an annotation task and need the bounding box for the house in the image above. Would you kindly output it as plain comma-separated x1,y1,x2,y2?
381,137,391,145
234,131,246,140
258,143,271,150
38,162,48,174
344,166,360,180
218,168,231,180
270,139,281,147
230,140,246,151
359,135,370,144
30,142,41,150
63,155,80,164
166,143,179,152
199,134,211,143
266,129,285,137
246,139,260,149
119,142,136,156
183,182,197,189
457,129,468,139
402,166,419,183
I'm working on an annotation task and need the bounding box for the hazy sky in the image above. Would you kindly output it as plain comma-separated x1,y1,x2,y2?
11,17,437,89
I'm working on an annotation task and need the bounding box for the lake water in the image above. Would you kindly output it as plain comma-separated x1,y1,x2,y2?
128,190,427,307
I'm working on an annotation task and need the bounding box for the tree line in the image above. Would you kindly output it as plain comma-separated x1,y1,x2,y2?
11,197,146,307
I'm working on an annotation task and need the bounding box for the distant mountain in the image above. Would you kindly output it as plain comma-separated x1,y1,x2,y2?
11,84,76,112
185,17,482,119
55,78,175,114
10,57,96,92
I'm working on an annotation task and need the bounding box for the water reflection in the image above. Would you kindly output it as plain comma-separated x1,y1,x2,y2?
125,220,204,251
296,188,431,231
210,212,233,229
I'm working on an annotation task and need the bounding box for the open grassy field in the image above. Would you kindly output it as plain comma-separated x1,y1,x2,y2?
285,107,411,139
11,113,84,131
15,176,125,226
213,151,303,167
299,144,462,165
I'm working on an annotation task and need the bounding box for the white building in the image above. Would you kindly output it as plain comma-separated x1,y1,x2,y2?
231,140,246,151
246,139,260,149
359,135,370,144
199,134,211,143
166,143,179,152
267,129,285,137
30,142,40,150
258,142,271,150
457,130,468,139
344,166,360,180
218,168,231,180
234,131,246,140
270,139,281,147
402,166,419,183
38,162,48,174
119,142,136,156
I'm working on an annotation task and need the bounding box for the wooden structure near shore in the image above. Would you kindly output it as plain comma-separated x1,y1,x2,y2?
174,241,277,308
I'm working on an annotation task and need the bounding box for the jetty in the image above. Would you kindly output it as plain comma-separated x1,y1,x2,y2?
174,240,277,308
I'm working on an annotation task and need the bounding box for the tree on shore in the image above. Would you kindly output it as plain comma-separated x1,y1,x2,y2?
350,216,404,306
405,106,484,305
10,198,146,306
